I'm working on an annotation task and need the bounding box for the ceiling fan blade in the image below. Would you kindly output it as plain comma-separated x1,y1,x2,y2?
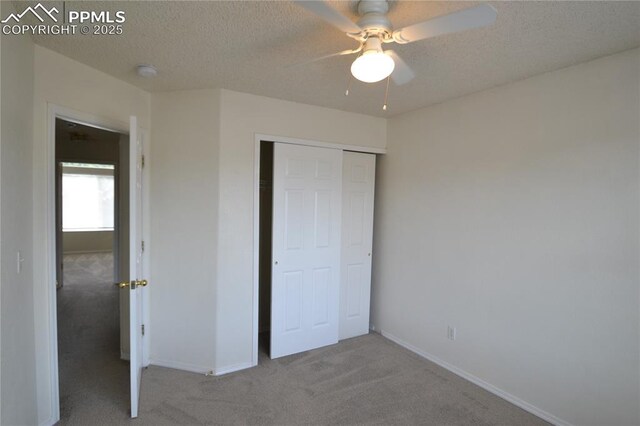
288,46,363,68
386,50,415,85
294,0,362,34
392,4,497,44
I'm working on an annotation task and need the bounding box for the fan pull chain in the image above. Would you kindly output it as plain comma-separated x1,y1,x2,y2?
382,75,391,111
345,75,353,96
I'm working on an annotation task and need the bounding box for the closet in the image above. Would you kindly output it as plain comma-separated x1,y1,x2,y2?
259,141,376,359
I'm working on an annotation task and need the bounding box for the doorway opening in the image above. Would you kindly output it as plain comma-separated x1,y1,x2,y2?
54,118,130,419
258,141,274,359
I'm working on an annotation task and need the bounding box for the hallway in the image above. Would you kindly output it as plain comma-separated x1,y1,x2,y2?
57,253,129,423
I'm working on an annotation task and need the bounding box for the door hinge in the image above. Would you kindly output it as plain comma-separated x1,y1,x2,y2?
141,324,145,336
141,240,145,253
141,155,145,169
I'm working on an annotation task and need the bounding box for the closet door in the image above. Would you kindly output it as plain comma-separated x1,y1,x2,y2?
271,143,343,359
340,152,376,340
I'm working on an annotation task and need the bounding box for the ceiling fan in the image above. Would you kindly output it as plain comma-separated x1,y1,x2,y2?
294,0,497,93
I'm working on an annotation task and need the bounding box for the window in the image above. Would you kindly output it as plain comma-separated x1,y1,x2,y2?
62,163,115,232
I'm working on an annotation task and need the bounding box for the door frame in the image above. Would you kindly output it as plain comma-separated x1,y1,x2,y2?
44,104,150,423
251,133,385,366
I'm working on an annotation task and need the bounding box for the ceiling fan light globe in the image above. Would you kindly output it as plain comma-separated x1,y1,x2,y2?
351,51,395,83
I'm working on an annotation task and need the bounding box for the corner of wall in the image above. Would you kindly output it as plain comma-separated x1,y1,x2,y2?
1,1,38,424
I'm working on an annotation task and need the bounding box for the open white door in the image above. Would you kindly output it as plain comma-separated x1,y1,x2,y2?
271,143,342,359
128,116,145,418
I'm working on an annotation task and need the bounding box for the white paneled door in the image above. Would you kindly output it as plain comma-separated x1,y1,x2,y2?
340,152,376,340
128,116,145,418
271,143,343,359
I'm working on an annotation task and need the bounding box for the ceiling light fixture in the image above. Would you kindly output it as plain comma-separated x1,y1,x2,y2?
136,64,158,78
350,38,395,83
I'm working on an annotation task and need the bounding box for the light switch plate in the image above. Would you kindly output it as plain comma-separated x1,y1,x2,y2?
16,251,24,274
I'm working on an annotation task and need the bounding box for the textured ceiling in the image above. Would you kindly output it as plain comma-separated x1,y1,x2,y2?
21,0,640,117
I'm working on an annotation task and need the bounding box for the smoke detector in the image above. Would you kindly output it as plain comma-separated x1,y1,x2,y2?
136,64,157,78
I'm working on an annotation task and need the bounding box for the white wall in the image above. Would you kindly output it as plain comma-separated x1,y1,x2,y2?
373,48,640,426
62,231,113,254
215,89,386,371
32,45,150,425
0,2,37,423
148,89,219,373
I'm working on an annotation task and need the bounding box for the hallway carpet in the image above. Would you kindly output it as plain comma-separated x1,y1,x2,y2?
57,252,129,424
57,255,547,425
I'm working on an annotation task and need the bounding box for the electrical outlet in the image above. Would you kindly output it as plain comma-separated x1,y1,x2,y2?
447,325,457,341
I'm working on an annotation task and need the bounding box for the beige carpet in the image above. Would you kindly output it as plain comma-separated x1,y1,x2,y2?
57,252,129,425
135,335,548,426
57,253,547,425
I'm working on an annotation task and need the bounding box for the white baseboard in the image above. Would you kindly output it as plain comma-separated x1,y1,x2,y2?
120,350,130,361
380,330,574,426
214,362,253,376
144,358,253,377
149,358,213,375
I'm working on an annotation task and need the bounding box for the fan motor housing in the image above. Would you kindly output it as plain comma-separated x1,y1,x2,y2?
357,0,389,16
356,0,392,40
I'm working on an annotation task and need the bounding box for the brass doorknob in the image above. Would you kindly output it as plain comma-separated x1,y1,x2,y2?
116,281,130,288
